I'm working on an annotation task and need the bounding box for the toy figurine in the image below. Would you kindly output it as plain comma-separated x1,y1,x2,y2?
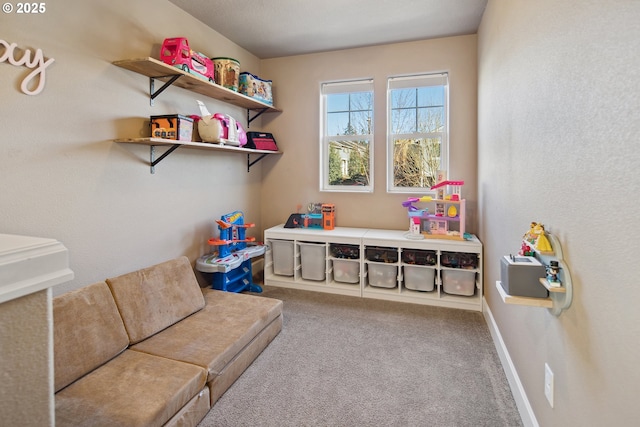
523,222,538,244
546,261,561,287
518,241,534,257
533,223,553,253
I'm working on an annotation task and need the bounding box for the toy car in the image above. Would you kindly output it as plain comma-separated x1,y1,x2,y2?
159,37,214,82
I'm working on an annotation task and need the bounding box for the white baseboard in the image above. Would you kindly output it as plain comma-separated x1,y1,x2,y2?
483,297,539,427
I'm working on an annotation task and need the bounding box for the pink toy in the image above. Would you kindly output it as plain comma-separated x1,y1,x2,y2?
402,175,467,240
212,113,247,146
159,37,214,82
197,113,247,146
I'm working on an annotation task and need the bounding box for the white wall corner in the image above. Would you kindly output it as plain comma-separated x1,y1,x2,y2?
483,297,539,427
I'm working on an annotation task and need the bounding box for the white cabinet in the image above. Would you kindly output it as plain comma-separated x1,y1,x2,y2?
264,225,483,311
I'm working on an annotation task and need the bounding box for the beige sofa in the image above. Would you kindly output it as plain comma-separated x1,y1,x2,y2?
53,256,283,426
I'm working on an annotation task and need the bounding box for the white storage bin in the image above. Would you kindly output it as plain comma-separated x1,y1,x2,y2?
299,242,326,281
442,269,476,296
367,262,397,288
271,239,294,276
403,265,435,291
332,258,360,284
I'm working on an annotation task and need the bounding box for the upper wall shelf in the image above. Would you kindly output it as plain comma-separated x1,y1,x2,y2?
112,57,281,122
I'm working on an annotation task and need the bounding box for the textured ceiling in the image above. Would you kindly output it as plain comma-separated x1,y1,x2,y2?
169,0,488,59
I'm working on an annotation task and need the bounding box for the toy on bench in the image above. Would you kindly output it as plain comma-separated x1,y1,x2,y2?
196,210,265,293
401,171,470,241
284,203,335,230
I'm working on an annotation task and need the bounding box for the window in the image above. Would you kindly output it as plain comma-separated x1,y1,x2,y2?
320,79,374,192
387,73,448,193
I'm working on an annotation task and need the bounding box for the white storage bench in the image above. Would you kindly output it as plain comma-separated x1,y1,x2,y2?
264,225,483,311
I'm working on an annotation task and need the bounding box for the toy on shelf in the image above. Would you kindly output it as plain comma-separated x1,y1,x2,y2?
402,172,466,240
284,203,335,230
523,222,553,254
159,37,214,82
545,260,562,287
196,210,264,293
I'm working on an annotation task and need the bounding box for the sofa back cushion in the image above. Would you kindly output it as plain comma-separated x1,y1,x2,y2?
53,281,129,392
106,256,205,344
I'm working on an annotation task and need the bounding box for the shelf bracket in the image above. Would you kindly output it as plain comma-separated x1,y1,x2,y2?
247,153,268,172
149,144,180,174
247,108,269,125
149,75,182,106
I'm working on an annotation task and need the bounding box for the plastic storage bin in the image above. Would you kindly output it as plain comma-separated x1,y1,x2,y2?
440,252,478,269
270,239,294,276
367,263,397,288
403,265,435,291
442,269,476,296
330,243,360,259
331,258,360,284
365,246,398,263
402,249,436,266
299,241,326,281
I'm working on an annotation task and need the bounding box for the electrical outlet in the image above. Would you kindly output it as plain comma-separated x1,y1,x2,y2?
544,363,554,408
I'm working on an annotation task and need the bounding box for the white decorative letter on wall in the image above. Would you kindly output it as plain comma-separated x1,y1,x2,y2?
0,39,55,95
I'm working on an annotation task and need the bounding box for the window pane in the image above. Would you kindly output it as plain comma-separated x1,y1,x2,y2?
392,108,416,134
350,110,373,134
350,91,373,110
417,106,445,133
392,137,441,188
327,93,349,112
417,86,444,107
327,111,349,136
328,140,370,186
391,89,416,109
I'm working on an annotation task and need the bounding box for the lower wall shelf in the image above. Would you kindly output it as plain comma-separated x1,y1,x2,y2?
495,281,553,308
114,137,281,173
496,232,573,316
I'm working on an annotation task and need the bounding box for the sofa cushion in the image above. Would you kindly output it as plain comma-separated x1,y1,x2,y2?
130,289,283,381
53,281,129,392
55,349,207,427
106,256,205,344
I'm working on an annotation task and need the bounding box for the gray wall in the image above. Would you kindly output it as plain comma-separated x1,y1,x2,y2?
478,0,640,424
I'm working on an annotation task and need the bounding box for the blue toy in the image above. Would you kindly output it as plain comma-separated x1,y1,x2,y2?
195,211,264,293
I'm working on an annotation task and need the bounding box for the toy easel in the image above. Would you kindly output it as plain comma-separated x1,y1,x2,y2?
195,210,264,293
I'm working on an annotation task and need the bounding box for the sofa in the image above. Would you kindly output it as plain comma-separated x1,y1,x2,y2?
53,256,283,426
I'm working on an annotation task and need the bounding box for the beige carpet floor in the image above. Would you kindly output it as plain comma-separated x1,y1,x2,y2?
198,286,522,427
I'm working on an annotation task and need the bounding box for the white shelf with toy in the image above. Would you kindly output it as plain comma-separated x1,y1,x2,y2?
496,223,573,316
264,225,483,312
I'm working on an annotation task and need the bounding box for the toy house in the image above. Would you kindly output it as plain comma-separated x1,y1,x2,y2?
403,179,466,240
425,179,466,239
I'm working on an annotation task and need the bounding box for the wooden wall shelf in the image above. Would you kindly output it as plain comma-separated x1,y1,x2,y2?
115,138,281,173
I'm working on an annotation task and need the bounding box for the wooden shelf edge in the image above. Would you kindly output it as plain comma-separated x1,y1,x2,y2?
495,281,553,308
114,137,282,155
539,278,566,293
113,57,281,112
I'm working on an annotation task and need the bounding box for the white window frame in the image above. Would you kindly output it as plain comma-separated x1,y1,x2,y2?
386,73,449,194
320,79,374,192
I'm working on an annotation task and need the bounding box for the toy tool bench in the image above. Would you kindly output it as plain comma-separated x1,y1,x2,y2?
196,211,264,293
